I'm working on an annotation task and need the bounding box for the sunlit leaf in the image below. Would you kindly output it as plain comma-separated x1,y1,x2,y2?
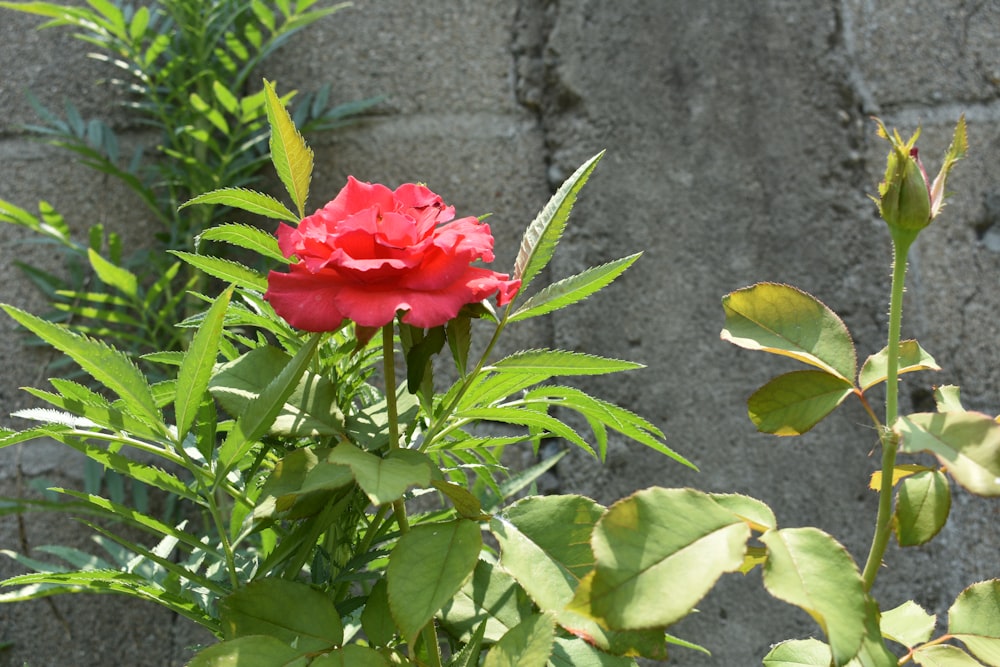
175,286,232,439
482,612,556,667
949,580,1000,666
513,152,603,293
760,527,866,666
328,442,433,505
568,488,749,631
747,370,854,435
186,635,309,667
935,385,966,413
170,251,268,291
263,79,313,217
180,187,299,223
721,282,857,382
439,559,534,644
2,305,162,429
869,464,932,491
490,349,643,377
198,222,286,262
220,578,342,653
859,339,940,391
508,253,640,323
310,645,390,667
881,600,936,649
763,638,832,666
387,519,481,645
912,644,984,666
895,470,951,546
210,345,345,438
896,412,1000,496
87,248,138,298
710,493,776,532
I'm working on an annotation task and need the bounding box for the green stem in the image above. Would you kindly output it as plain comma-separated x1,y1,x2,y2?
861,233,913,591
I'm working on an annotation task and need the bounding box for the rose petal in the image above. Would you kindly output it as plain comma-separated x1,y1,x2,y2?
264,267,348,332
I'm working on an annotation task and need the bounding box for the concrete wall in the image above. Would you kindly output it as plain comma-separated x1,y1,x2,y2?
2,1,999,664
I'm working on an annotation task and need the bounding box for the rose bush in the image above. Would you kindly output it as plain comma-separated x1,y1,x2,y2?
265,176,520,331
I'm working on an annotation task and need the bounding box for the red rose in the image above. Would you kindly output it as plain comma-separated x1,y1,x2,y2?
264,177,520,331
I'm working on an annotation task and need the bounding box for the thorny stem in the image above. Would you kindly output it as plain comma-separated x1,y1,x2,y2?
381,324,410,534
861,233,913,591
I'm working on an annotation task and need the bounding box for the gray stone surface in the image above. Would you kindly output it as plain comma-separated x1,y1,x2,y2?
2,1,999,665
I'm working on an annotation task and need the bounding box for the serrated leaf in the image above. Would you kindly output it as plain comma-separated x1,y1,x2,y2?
209,345,345,438
198,222,286,262
310,645,391,667
169,251,268,291
760,527,866,666
710,493,777,532
263,79,313,217
869,464,932,491
186,635,309,667
180,187,299,223
87,248,138,298
509,253,640,323
859,340,940,391
912,644,985,667
721,282,857,382
2,305,161,428
513,152,603,293
896,412,1000,496
895,469,951,546
327,442,433,505
217,334,321,476
439,559,534,644
483,612,556,667
490,349,643,377
935,385,966,413
568,488,749,631
387,519,482,645
949,580,1000,666
175,286,232,439
548,637,638,667
456,407,593,456
220,578,343,652
747,370,855,435
881,600,936,649
763,639,833,666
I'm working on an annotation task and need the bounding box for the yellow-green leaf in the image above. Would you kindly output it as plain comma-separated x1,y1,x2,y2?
263,79,313,218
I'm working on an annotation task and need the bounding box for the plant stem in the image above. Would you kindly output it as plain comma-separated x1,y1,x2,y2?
861,233,913,591
380,323,412,535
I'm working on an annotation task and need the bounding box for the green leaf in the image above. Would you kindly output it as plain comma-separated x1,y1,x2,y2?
483,612,556,667
513,152,604,293
747,370,855,435
894,469,951,546
760,527,866,666
386,519,482,644
710,493,777,532
327,442,433,505
310,645,391,667
721,282,857,382
2,305,161,428
896,412,1000,496
439,559,534,644
360,579,396,647
881,600,936,649
217,333,321,476
850,596,899,667
198,222,286,262
763,639,833,666
912,644,984,667
949,580,1000,666
457,406,593,456
490,349,643,377
87,248,138,298
859,340,940,391
508,253,640,323
180,187,299,223
263,79,313,218
186,635,309,667
548,637,639,667
935,385,966,413
568,488,749,630
175,286,232,439
209,346,345,438
220,578,343,653
170,251,268,292
254,448,353,520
